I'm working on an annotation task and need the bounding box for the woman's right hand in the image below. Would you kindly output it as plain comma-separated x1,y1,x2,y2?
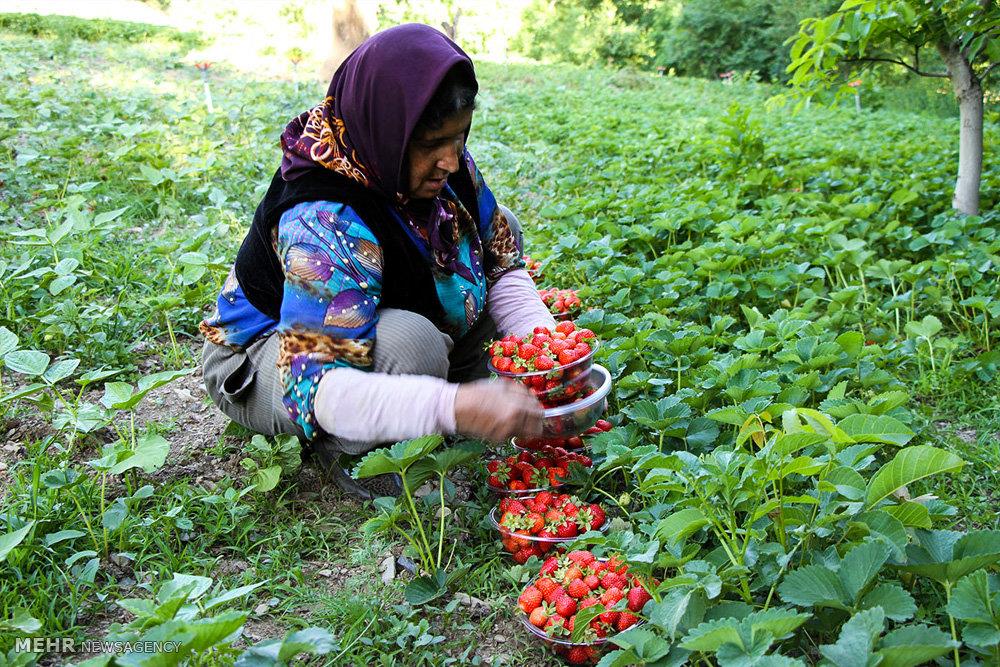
453,379,544,442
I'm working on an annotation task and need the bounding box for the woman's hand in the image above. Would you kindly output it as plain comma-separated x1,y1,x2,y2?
453,379,544,441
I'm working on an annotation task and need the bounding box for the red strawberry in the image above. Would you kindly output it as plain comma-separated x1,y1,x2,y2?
544,585,567,604
518,586,543,613
514,461,535,481
576,328,596,341
488,474,503,487
535,577,558,597
566,435,584,448
567,579,590,599
509,480,527,491
606,555,628,573
574,342,592,357
556,521,578,538
555,321,576,334
510,363,526,374
548,467,567,486
600,587,624,607
601,572,627,590
599,610,620,625
566,646,594,665
584,574,601,590
627,586,652,613
533,326,552,336
505,499,526,514
518,343,540,360
528,606,548,628
513,547,535,564
564,565,584,582
567,550,595,565
500,340,517,356
545,615,568,637
548,339,570,355
557,349,578,365
596,419,613,431
529,467,550,489
490,341,504,356
544,508,564,525
534,355,555,370
535,491,554,507
540,557,560,576
554,595,577,618
617,612,639,630
525,512,544,533
579,596,600,609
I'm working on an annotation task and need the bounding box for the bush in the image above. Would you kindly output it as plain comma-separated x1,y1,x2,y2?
0,13,202,48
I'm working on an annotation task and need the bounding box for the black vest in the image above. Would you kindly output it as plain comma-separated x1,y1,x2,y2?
234,165,481,330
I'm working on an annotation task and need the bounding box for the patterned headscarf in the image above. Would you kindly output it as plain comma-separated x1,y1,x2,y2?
279,24,479,279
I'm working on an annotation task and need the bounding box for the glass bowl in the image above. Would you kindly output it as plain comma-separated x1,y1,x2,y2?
541,365,611,437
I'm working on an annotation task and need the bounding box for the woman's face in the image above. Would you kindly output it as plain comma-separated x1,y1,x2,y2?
405,108,474,199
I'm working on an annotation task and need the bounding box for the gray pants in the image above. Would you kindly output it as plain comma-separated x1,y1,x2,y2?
202,307,499,454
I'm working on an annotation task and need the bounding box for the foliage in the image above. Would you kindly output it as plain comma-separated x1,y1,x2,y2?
0,13,202,48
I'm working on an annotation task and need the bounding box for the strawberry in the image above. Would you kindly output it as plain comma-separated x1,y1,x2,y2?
617,612,639,630
606,555,628,573
544,585,567,604
525,512,544,533
504,498,526,514
555,521,578,539
514,461,536,481
534,354,555,370
599,610,620,625
567,579,591,599
576,328,596,341
557,349,578,365
556,321,576,334
500,340,518,356
533,326,552,336
566,435,584,448
510,363,526,374
518,343,540,360
488,474,503,487
574,343,592,357
600,587,624,607
533,334,552,347
567,550,595,566
544,508,564,525
529,467,550,489
512,547,534,564
595,419,613,431
535,577,559,597
564,565,584,582
518,586,543,613
490,341,504,356
562,501,579,517
554,594,577,618
601,572,628,590
584,574,601,590
540,556,560,576
509,480,527,491
566,646,594,665
579,596,600,610
548,467,567,486
535,491,554,507
627,586,652,613
528,606,548,628
545,615,568,638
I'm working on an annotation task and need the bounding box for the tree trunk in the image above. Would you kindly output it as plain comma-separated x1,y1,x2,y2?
937,42,984,216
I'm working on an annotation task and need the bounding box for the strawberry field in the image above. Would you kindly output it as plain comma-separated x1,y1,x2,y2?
2,12,1000,667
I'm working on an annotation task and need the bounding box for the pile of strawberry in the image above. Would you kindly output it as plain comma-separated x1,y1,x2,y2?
523,255,543,279
488,321,597,408
497,493,607,561
516,419,613,452
539,288,583,318
517,551,651,664
487,450,592,493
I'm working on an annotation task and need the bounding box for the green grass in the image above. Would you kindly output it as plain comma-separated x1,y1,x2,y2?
2,12,1000,667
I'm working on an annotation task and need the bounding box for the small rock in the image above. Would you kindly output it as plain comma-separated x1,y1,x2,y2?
380,555,396,584
415,481,436,498
454,592,489,611
173,387,194,402
494,635,506,643
436,506,452,519
317,568,333,578
253,602,270,615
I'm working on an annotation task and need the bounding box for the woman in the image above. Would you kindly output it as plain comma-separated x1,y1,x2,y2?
200,24,556,499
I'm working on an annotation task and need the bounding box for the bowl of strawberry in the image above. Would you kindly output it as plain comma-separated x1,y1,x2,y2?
485,450,592,497
539,288,583,321
513,419,613,454
540,364,610,437
490,492,608,562
517,551,651,665
487,321,598,409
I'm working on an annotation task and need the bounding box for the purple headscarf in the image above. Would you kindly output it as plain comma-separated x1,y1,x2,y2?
280,23,477,198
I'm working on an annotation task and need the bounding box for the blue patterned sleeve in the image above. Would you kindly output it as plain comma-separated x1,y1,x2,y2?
464,151,525,283
275,201,383,439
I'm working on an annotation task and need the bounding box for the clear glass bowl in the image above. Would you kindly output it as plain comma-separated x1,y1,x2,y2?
541,365,611,437
488,342,599,408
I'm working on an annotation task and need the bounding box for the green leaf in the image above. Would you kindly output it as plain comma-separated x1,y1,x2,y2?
836,331,864,359
276,628,336,662
655,508,709,545
572,603,607,642
884,501,931,528
904,315,942,340
837,414,914,445
859,583,916,622
250,466,282,492
946,570,993,621
876,625,955,667
0,521,34,563
778,565,849,609
101,381,135,409
3,350,50,376
819,607,884,667
840,541,891,602
427,441,484,474
747,608,811,638
203,581,267,612
157,573,214,603
899,530,1000,585
354,435,444,478
0,607,42,634
648,589,694,640
94,206,129,225
679,617,743,651
404,569,447,606
0,326,18,358
856,511,908,559
109,434,170,474
43,529,87,547
42,358,80,384
865,446,964,508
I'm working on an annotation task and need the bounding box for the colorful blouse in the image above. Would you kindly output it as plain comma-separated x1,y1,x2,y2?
200,151,523,439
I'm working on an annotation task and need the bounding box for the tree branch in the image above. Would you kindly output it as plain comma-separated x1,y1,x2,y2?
982,62,999,82
843,57,950,78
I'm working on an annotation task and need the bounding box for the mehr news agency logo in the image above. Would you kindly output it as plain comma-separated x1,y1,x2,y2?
14,637,181,655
